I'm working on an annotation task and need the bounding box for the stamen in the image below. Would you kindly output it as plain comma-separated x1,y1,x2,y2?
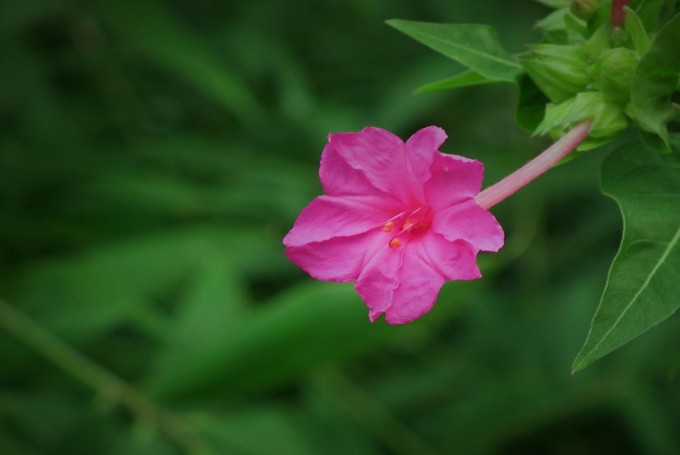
389,238,402,249
383,221,394,232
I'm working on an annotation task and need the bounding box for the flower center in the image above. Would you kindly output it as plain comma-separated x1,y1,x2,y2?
382,206,432,248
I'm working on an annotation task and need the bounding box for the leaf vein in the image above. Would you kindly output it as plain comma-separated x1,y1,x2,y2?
583,224,680,361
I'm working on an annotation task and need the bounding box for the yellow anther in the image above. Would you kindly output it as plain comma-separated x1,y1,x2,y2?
383,221,394,232
389,238,402,249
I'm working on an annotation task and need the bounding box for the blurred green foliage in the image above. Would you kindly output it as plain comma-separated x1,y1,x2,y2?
1,0,679,454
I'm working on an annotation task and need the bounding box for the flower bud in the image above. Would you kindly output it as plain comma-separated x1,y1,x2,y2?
521,44,590,103
536,92,628,150
571,0,600,21
588,47,638,102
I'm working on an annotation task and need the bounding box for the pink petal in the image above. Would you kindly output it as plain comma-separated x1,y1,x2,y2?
322,127,415,204
319,137,384,198
285,231,383,282
433,199,505,252
405,126,447,189
421,233,482,281
424,152,484,211
355,234,480,325
354,244,403,322
283,195,397,247
383,245,445,325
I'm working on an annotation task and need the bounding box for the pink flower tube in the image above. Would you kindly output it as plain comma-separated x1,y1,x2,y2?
284,122,591,324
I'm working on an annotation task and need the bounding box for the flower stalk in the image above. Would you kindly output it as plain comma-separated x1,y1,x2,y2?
475,120,592,210
611,0,631,27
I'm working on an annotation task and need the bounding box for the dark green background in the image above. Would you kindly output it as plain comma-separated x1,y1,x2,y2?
1,0,679,454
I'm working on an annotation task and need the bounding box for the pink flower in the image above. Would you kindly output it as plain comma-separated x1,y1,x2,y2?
283,126,504,324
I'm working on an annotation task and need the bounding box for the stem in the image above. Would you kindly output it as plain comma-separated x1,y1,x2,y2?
475,120,592,210
0,299,212,455
611,0,630,27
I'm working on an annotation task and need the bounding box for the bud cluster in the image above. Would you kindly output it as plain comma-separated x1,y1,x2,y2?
526,0,654,149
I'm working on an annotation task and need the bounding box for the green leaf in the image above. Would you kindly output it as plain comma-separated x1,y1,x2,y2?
415,70,500,93
520,44,590,103
149,258,249,388
634,0,666,32
624,7,652,54
386,20,523,82
627,12,680,152
195,409,316,455
572,142,680,371
147,281,425,398
535,8,570,43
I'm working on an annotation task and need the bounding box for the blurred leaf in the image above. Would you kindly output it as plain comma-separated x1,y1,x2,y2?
147,282,419,398
96,0,262,121
386,20,523,82
573,142,680,371
624,7,652,54
415,70,501,93
634,0,666,32
195,408,316,455
150,258,249,390
6,228,272,343
535,8,569,43
627,12,680,152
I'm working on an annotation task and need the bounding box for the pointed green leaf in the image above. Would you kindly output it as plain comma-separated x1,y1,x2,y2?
386,20,522,82
573,142,680,371
627,12,680,152
624,7,651,54
634,0,666,32
415,70,500,93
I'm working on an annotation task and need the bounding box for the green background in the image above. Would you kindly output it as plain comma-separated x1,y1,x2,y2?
1,0,679,454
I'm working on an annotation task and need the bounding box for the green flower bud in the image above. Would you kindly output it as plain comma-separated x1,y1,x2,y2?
520,44,590,103
588,47,639,102
571,0,600,21
535,92,628,150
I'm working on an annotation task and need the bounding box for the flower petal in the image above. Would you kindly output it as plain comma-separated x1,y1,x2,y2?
322,127,414,204
383,245,445,325
355,233,480,325
319,137,384,198
405,126,447,188
421,233,482,281
283,195,397,247
285,231,384,282
424,152,484,211
433,199,505,252
355,244,403,322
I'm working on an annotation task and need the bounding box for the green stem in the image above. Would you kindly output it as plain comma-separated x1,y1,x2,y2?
0,299,211,455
